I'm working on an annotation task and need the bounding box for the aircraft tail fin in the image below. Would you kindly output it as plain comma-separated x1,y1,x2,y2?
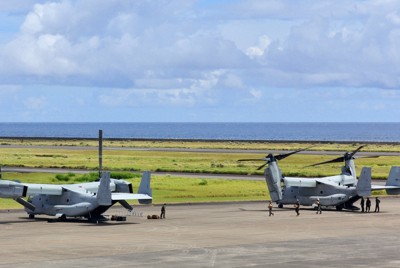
97,171,112,206
264,163,282,202
138,171,152,204
386,166,400,195
356,167,371,197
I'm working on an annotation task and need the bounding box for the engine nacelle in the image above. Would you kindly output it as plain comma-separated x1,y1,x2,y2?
0,180,27,198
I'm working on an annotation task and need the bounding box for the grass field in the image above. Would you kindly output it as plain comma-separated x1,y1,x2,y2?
1,138,400,152
0,139,398,209
0,146,398,179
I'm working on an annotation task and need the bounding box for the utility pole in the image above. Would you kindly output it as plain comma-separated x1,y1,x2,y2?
99,129,103,178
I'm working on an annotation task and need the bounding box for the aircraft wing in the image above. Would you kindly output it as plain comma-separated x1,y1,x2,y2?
371,185,400,191
23,183,97,196
315,179,339,187
23,183,63,195
283,177,316,187
310,194,347,200
111,193,152,200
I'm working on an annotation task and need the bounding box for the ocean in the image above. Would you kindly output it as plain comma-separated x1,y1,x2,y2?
0,122,399,142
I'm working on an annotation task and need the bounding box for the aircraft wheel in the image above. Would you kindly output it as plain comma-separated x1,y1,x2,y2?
28,214,35,219
336,206,343,211
278,204,283,208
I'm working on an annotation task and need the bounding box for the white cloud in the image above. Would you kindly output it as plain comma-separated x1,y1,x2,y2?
246,35,271,59
2,0,399,91
249,89,262,99
23,96,46,110
1,0,400,122
98,70,224,107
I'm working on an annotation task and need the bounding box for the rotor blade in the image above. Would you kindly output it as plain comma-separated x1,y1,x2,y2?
275,146,315,161
118,200,133,211
355,155,380,159
257,162,268,170
306,149,376,168
305,156,345,167
237,158,270,162
15,197,36,211
349,145,365,158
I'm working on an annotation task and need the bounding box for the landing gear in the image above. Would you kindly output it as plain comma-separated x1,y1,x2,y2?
28,214,35,219
336,205,343,211
278,203,283,208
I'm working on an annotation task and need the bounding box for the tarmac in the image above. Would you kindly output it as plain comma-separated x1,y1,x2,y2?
1,199,400,268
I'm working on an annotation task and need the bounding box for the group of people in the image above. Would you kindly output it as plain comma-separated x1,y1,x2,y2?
268,199,319,217
360,197,380,213
163,197,381,218
267,196,381,216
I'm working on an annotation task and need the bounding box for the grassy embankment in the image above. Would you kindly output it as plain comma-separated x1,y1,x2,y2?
0,139,399,209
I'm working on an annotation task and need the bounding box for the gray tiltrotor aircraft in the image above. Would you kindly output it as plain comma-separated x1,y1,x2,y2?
239,146,400,211
0,171,152,221
0,130,152,221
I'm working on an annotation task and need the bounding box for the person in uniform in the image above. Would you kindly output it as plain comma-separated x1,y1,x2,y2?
360,197,365,213
295,199,300,216
315,198,322,214
160,203,166,219
374,197,380,213
366,197,371,213
268,201,274,216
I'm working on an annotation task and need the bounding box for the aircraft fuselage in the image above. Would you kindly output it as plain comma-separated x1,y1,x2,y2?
26,188,107,218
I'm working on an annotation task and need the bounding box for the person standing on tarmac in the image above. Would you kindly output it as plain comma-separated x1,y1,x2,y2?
160,203,166,219
315,198,322,214
360,197,365,213
268,201,274,216
366,197,371,213
295,199,300,216
375,197,380,213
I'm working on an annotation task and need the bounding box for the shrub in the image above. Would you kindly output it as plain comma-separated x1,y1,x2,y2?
110,172,138,180
199,179,208,186
54,172,77,182
75,172,99,182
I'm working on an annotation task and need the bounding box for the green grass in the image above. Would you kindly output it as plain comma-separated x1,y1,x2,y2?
149,175,268,203
0,147,398,179
0,140,397,210
2,138,400,152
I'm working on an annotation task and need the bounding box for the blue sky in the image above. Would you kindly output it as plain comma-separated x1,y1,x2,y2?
1,0,400,122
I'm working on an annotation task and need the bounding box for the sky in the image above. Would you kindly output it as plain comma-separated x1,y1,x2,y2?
1,0,400,122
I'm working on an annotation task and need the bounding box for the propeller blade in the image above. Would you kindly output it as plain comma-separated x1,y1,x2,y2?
118,200,133,211
275,146,315,161
15,197,36,211
305,156,345,167
257,162,268,170
237,158,269,162
349,145,365,158
355,155,380,159
240,146,314,171
307,145,367,167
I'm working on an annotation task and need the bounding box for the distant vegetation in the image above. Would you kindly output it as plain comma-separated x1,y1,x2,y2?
1,138,400,152
0,143,398,179
0,139,397,209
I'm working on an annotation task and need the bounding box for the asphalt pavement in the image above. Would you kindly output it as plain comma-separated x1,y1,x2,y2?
1,199,400,267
